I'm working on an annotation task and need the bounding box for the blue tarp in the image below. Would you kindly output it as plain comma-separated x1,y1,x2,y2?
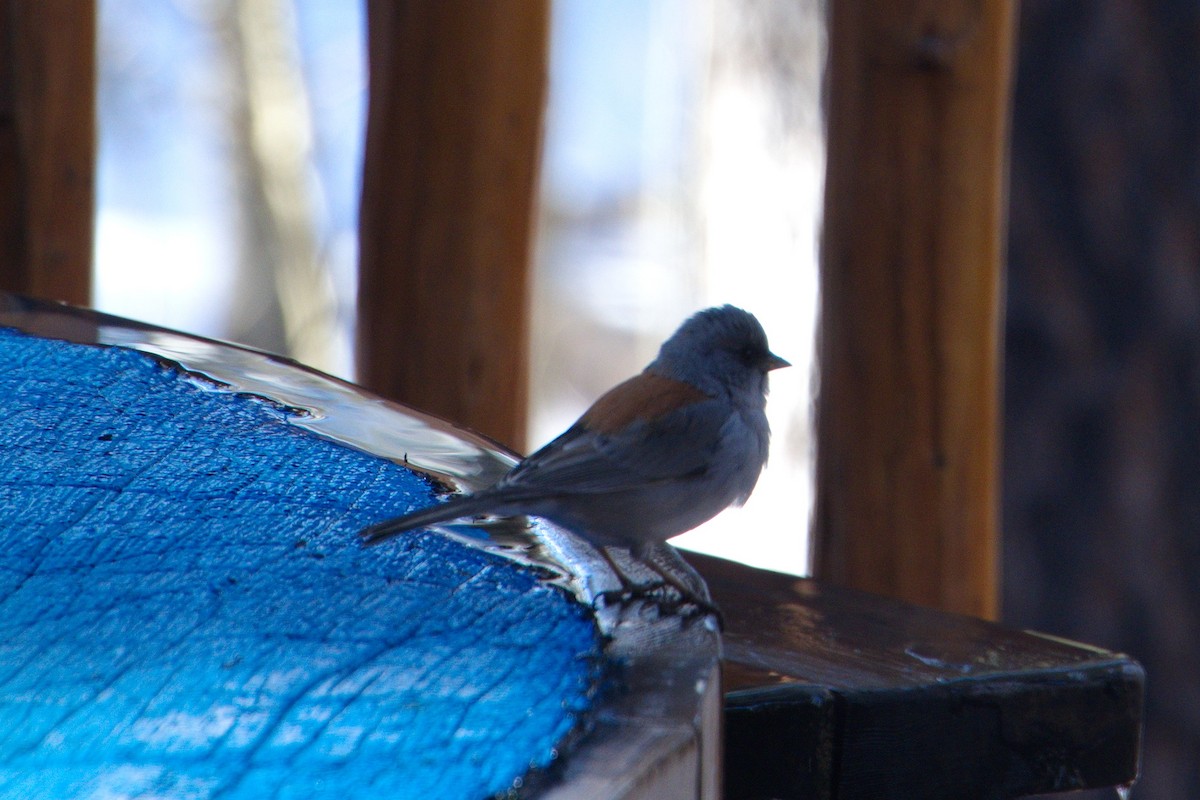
0,328,601,799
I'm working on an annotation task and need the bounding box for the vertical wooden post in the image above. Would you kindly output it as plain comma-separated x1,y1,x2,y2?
0,1,95,305
813,1,1017,619
357,1,548,450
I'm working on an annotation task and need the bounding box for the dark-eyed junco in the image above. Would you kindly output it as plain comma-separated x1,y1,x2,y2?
362,305,788,614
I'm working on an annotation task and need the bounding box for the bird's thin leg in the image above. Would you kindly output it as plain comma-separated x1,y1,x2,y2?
592,546,723,627
592,546,668,606
635,558,724,625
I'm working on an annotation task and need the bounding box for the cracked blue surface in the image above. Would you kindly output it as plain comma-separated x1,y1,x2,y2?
0,328,603,799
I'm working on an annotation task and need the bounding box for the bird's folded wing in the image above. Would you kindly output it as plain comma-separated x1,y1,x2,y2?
500,397,729,495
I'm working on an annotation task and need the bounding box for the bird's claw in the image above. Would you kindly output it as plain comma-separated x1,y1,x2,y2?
592,580,669,608
593,583,723,630
655,593,724,630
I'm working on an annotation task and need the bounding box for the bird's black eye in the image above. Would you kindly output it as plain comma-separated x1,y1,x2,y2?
738,344,761,365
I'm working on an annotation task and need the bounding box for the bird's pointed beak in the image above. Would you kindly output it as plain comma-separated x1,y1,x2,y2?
764,352,791,371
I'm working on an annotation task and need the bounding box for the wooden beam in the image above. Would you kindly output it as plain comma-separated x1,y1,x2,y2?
356,1,548,450
813,1,1017,618
0,1,95,305
687,551,1143,799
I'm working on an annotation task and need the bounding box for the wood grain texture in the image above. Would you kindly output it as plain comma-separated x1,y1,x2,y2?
813,1,1016,618
0,1,94,304
356,1,549,450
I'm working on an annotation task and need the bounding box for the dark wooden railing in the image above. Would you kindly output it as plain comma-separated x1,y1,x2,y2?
355,0,548,451
814,1,1016,620
0,1,94,306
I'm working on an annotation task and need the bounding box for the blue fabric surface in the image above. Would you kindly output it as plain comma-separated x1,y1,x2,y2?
0,328,602,798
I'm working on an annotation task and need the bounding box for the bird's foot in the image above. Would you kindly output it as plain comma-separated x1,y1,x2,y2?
655,593,724,630
593,583,723,630
593,580,670,608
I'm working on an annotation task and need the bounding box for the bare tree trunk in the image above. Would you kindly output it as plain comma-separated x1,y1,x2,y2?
217,0,337,372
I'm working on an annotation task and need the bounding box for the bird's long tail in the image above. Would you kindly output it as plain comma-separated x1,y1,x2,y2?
360,493,503,546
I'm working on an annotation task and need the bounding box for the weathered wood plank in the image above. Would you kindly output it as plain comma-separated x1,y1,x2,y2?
689,552,1144,800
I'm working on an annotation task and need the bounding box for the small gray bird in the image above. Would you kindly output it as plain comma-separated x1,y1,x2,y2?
362,305,788,613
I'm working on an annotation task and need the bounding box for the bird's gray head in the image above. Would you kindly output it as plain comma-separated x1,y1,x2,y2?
648,305,789,400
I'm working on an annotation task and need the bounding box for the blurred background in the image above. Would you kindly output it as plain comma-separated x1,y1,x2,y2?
91,1,1198,796
93,0,821,575
1005,5,1200,798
